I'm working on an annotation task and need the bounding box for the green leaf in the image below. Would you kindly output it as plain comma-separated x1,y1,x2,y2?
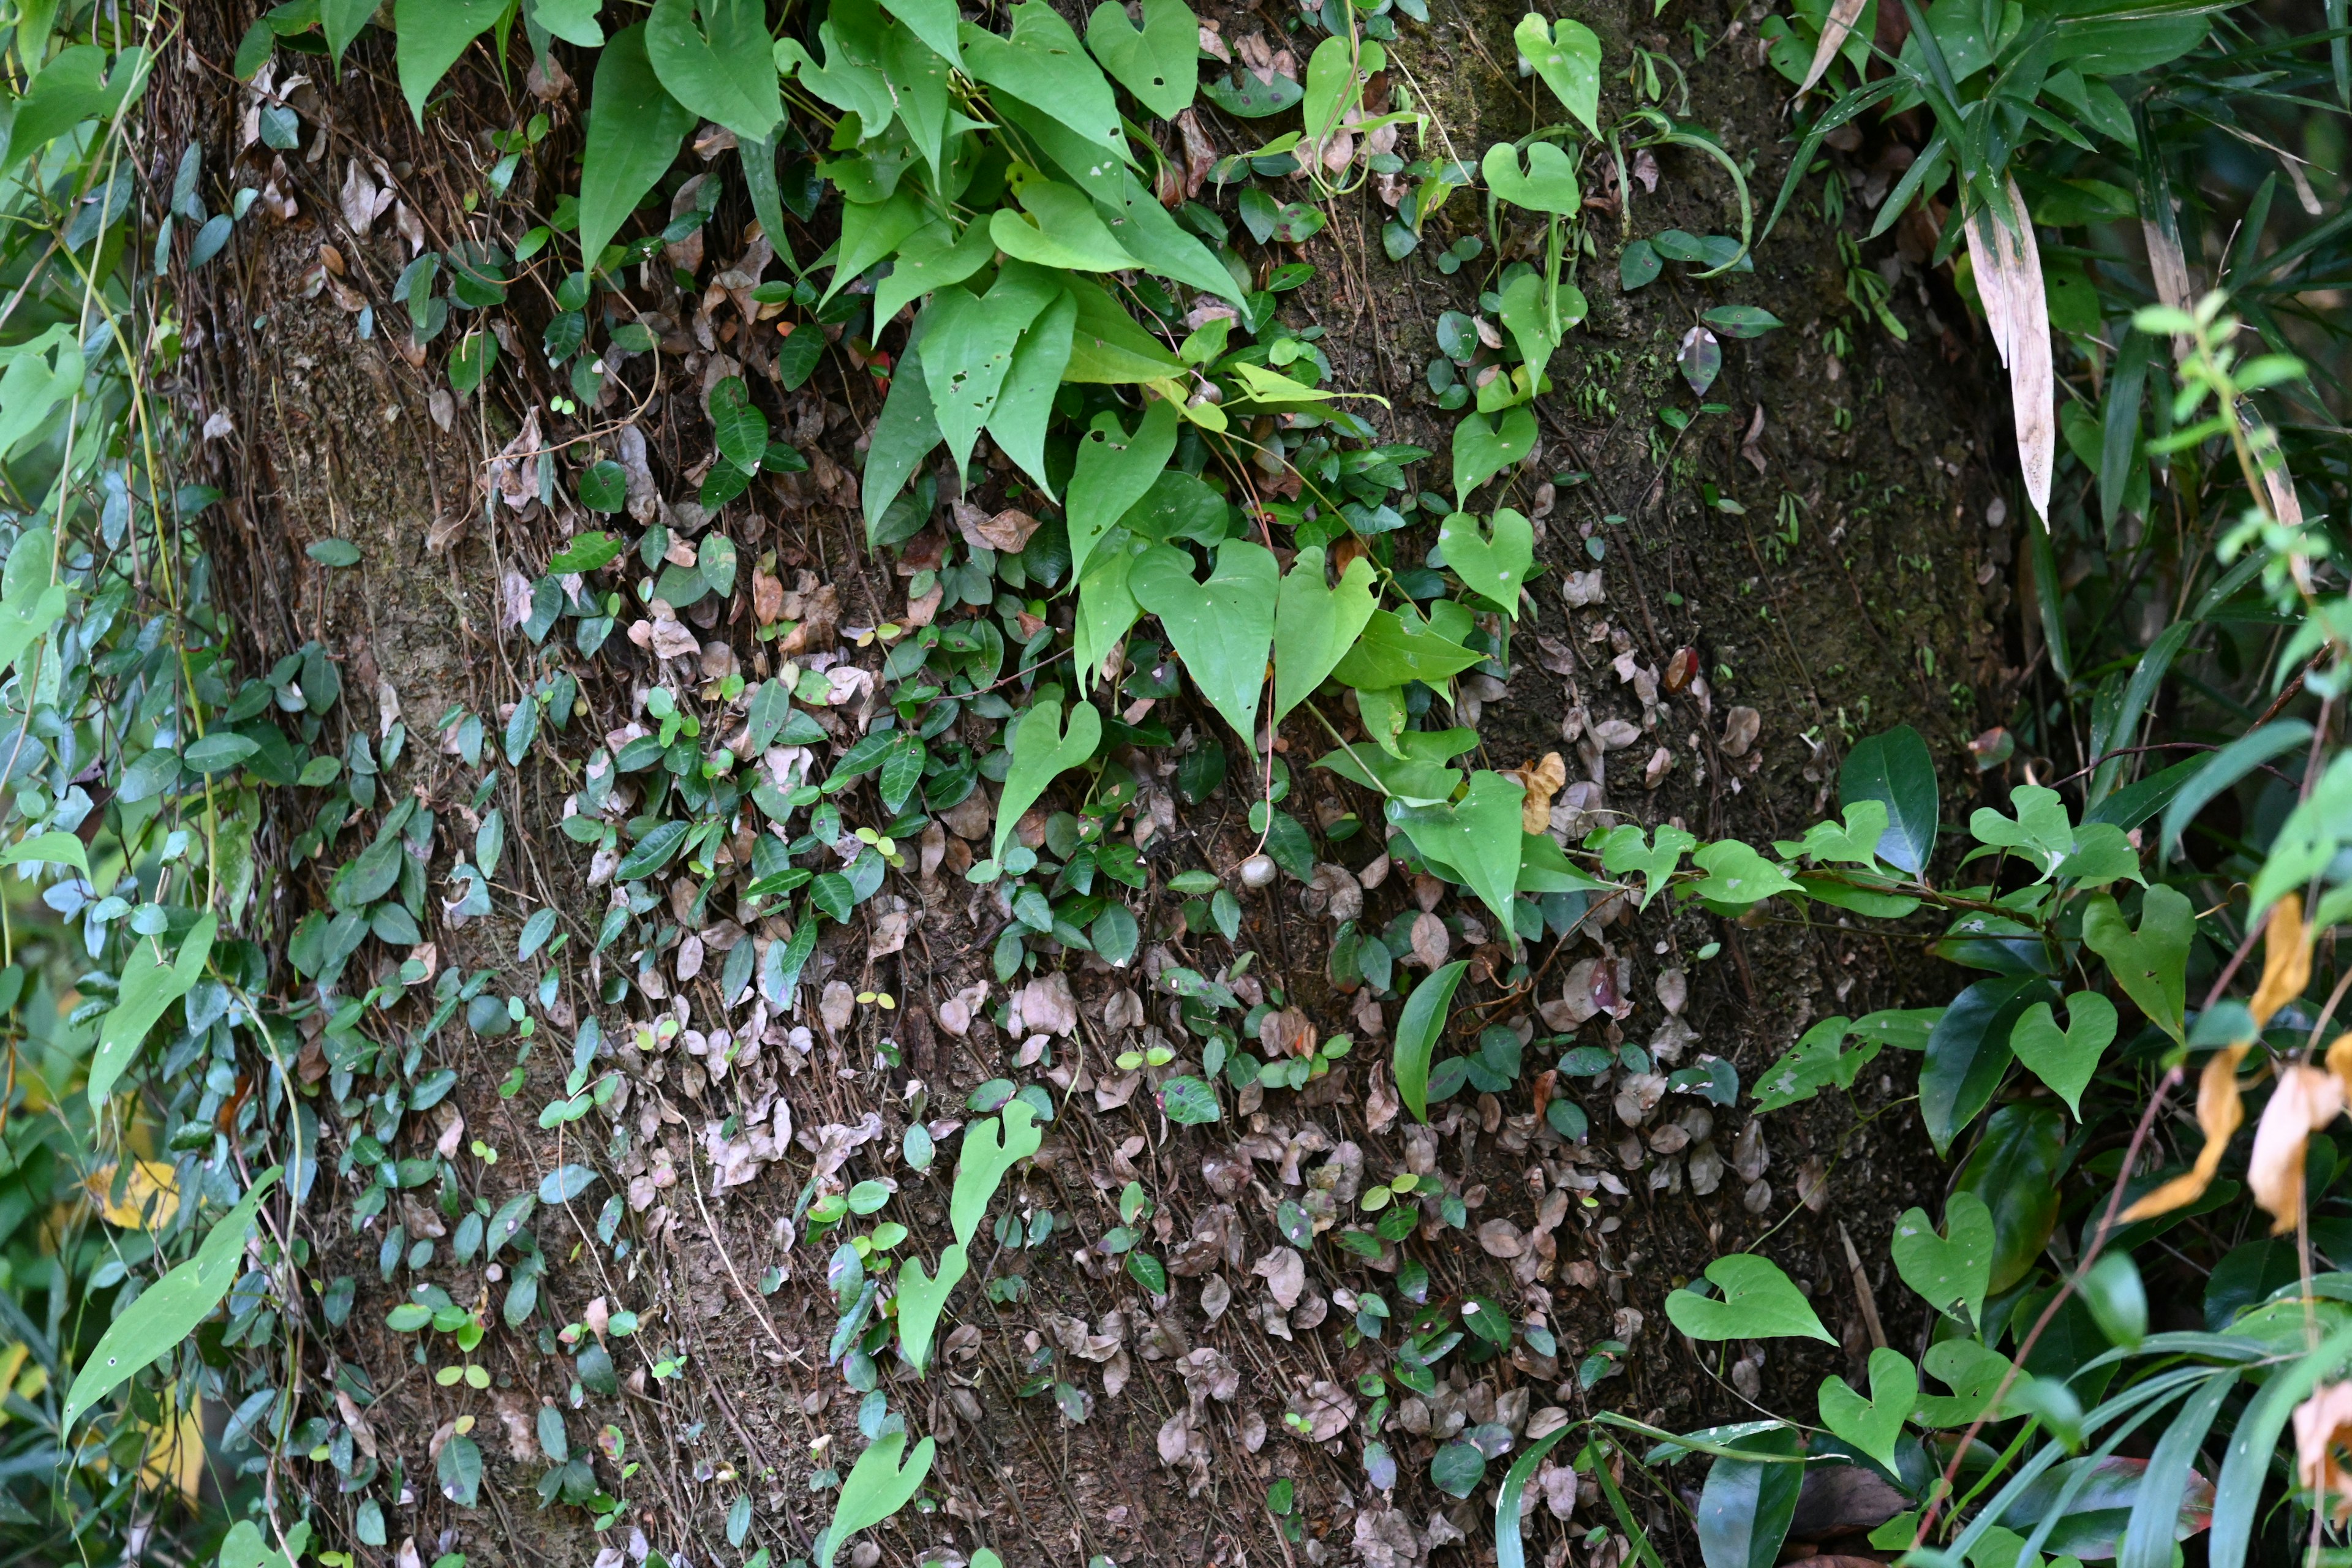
577,25,698,268
1202,67,1302,116
881,0,965,65
1498,270,1575,387
993,697,1102,861
1513,13,1602,136
1953,1104,2065,1295
921,266,1058,472
539,1164,600,1203
1495,1425,1575,1568
1598,821,1696,910
62,1166,282,1430
744,679,795,756
985,293,1077,499
2009,992,2116,1119
1438,508,1535,615
1702,304,1784,338
1920,973,2049,1155
1969,782,2075,876
646,0,783,143
393,0,505,124
1270,546,1377,726
1066,400,1180,578
1393,960,1468,1124
1686,840,1802,907
1817,1348,1917,1471
1085,0,1197,118
1,830,88,875
184,731,259,774
88,916,217,1109
2080,885,2192,1043
707,376,769,472
862,340,943,541
617,818,693,882
549,531,625,573
307,538,363,567
323,0,379,62
821,1431,935,1568
1695,1425,1804,1568
1912,1336,2013,1427
1751,1016,1875,1113
1430,1439,1488,1498
1482,141,1581,214
1389,771,1526,930
991,179,1142,273
1329,609,1482,691
949,1100,1042,1248
530,0,606,46
958,3,1124,155
874,219,998,333
1889,1190,1994,1329
1839,724,1938,876
894,1242,968,1374
1129,539,1279,746
1664,1254,1834,1343
1158,1075,1220,1125
1450,405,1537,505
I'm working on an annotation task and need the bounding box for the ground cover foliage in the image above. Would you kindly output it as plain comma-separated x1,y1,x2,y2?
2,0,2351,1565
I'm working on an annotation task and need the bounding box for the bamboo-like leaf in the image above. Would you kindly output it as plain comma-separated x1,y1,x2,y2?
1964,175,2054,521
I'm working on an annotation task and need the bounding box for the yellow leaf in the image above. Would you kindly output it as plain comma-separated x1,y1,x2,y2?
84,1158,181,1231
2119,1044,2248,1223
2250,1063,2345,1235
135,1395,208,1502
2250,891,2311,1028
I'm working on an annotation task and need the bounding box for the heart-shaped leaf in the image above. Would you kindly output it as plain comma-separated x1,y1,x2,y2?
1066,399,1180,578
1388,771,1528,930
2010,991,2117,1118
822,1431,936,1568
917,265,1058,472
1130,538,1279,745
1271,546,1377,724
949,1101,1043,1247
1480,140,1581,214
1451,405,1537,504
1202,67,1303,117
646,0,783,143
1513,14,1602,136
990,179,1141,273
894,1242,968,1374
1664,1254,1835,1343
993,698,1102,860
2081,884,2192,1042
1817,1348,1918,1470
1890,1190,1994,1330
1085,0,1197,118
1497,270,1577,385
1438,509,1535,615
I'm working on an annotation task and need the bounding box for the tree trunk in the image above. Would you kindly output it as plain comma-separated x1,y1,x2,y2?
164,1,2015,1562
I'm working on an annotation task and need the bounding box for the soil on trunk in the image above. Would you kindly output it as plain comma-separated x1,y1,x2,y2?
163,1,2021,1563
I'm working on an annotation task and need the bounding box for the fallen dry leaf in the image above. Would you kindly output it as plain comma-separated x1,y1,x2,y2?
1513,752,1567,834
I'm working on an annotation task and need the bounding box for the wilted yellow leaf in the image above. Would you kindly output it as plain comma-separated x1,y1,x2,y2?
2250,892,2311,1028
2250,1063,2345,1234
2119,1044,2247,1223
85,1158,181,1230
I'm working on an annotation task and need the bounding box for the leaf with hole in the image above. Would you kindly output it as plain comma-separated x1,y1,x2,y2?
1202,67,1303,116
1664,1254,1834,1342
1129,539,1279,747
1086,0,1197,117
922,266,1058,472
1066,400,1180,578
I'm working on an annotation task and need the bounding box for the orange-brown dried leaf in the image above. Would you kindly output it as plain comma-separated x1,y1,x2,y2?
2250,1062,2344,1234
2250,891,2311,1028
2119,1044,2248,1222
